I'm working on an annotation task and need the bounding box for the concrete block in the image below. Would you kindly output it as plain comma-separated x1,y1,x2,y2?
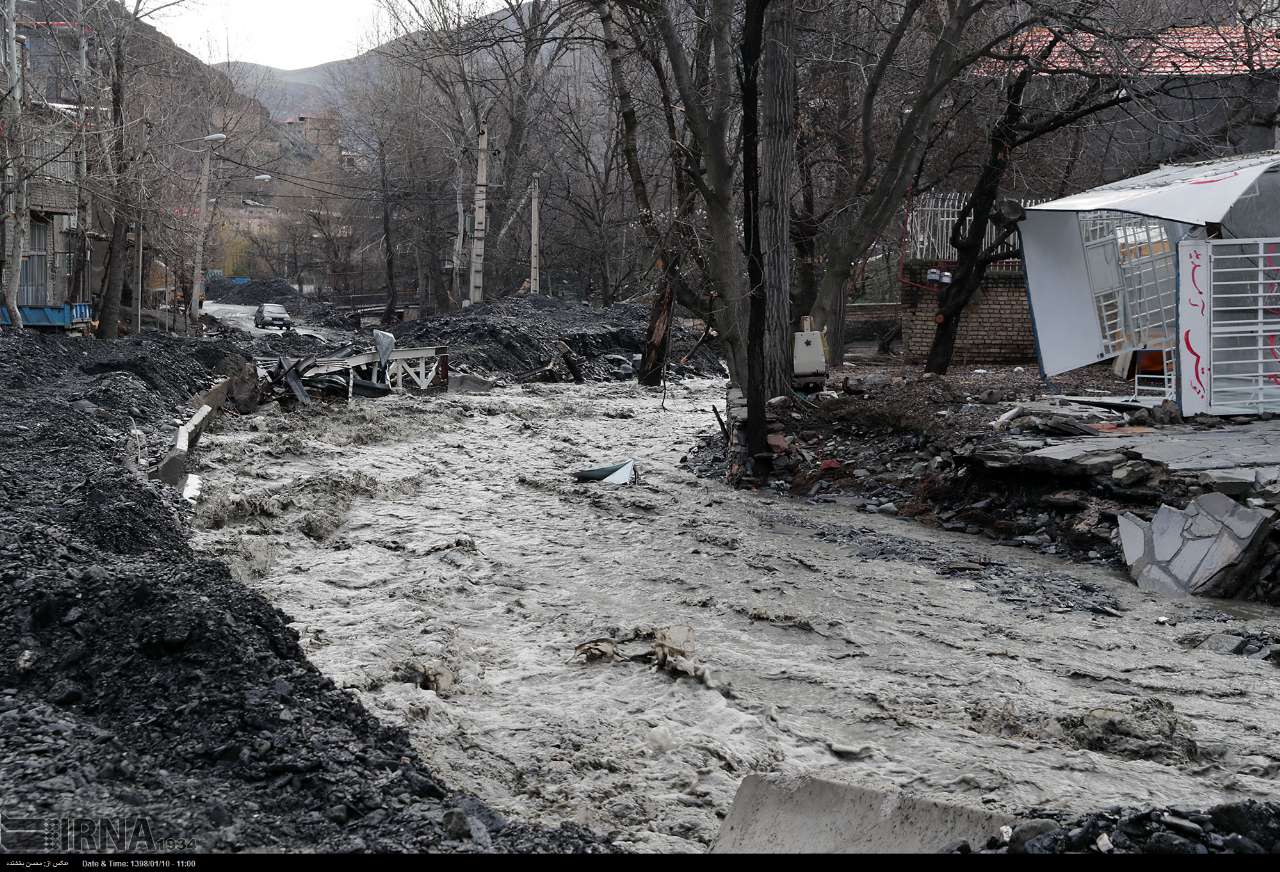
713,774,1015,854
186,405,213,452
1117,513,1148,566
1188,530,1249,595
153,448,187,486
1168,535,1215,585
1151,505,1188,563
1136,563,1188,598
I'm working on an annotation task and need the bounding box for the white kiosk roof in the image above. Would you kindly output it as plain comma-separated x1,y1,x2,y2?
1029,152,1280,226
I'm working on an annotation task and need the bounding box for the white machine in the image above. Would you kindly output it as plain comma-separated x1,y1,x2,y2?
793,315,829,392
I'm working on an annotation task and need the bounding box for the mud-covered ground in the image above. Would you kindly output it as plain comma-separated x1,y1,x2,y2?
0,329,608,853
393,296,724,382
193,377,1280,852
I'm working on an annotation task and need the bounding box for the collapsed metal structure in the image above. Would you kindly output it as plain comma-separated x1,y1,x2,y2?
1021,151,1280,415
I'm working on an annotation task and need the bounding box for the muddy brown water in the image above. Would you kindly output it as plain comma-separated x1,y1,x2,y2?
192,380,1280,852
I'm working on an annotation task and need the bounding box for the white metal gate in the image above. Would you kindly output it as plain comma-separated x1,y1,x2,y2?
1178,237,1280,415
1080,212,1178,396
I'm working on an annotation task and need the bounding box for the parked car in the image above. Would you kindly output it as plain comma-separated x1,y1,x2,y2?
254,303,293,330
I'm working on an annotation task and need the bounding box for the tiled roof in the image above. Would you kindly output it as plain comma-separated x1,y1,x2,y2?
1005,26,1280,76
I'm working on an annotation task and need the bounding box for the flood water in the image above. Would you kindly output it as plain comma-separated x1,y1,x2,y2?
192,379,1280,852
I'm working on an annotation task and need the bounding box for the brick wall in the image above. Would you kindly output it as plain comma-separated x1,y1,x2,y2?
900,263,1037,364
844,302,901,341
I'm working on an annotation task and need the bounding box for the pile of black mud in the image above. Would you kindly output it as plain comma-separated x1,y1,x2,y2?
0,328,611,853
206,319,346,361
955,800,1280,854
393,295,725,381
207,277,298,307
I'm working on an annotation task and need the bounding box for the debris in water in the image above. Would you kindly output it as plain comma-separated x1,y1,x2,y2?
573,459,639,485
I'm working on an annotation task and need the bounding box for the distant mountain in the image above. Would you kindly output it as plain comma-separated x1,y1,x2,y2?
217,59,355,120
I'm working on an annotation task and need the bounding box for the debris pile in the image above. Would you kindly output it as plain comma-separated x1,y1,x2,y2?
0,329,611,853
254,332,448,408
393,296,724,382
952,800,1280,854
710,362,1280,604
1119,494,1277,599
208,276,301,306
571,625,713,685
1179,629,1280,662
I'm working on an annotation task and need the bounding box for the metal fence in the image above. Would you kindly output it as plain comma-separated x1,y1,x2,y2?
1206,239,1280,412
906,192,1045,263
1079,212,1178,361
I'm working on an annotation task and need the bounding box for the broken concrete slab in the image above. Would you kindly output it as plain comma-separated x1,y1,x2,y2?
1200,469,1256,496
1112,461,1152,486
712,774,1015,854
1121,494,1275,600
1151,505,1188,563
1023,421,1280,474
1118,513,1147,565
1199,491,1268,541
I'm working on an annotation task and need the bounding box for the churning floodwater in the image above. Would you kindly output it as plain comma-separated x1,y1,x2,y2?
192,379,1280,852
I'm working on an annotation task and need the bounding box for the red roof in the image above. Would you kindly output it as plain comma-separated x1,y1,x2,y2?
1002,26,1280,77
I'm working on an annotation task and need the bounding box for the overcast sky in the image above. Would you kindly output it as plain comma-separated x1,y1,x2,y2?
153,0,389,70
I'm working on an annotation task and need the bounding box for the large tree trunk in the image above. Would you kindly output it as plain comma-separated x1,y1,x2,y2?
415,244,430,318
742,0,770,460
760,0,795,399
96,29,130,340
924,71,1027,374
2,176,26,330
790,123,818,332
97,211,129,337
638,273,673,386
379,142,398,325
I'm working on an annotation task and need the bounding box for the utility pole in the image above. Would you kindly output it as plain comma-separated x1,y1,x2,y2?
135,121,147,334
135,212,143,332
530,171,540,295
467,126,488,307
453,169,464,309
188,145,212,326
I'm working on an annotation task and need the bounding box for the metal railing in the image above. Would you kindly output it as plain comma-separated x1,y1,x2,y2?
1207,239,1280,412
906,192,1045,262
1079,211,1178,371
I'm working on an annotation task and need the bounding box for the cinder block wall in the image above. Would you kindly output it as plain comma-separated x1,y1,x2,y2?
899,263,1037,364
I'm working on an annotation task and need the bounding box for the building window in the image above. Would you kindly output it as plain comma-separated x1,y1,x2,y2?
19,220,50,306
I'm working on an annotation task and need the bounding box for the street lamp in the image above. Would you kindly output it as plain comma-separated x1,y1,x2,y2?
188,132,227,326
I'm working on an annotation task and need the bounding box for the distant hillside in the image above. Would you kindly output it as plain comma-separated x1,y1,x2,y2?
217,59,353,120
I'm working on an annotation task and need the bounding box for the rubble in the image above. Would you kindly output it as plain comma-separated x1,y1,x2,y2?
717,361,1280,604
955,800,1280,854
1118,494,1276,598
573,459,639,485
392,296,723,382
